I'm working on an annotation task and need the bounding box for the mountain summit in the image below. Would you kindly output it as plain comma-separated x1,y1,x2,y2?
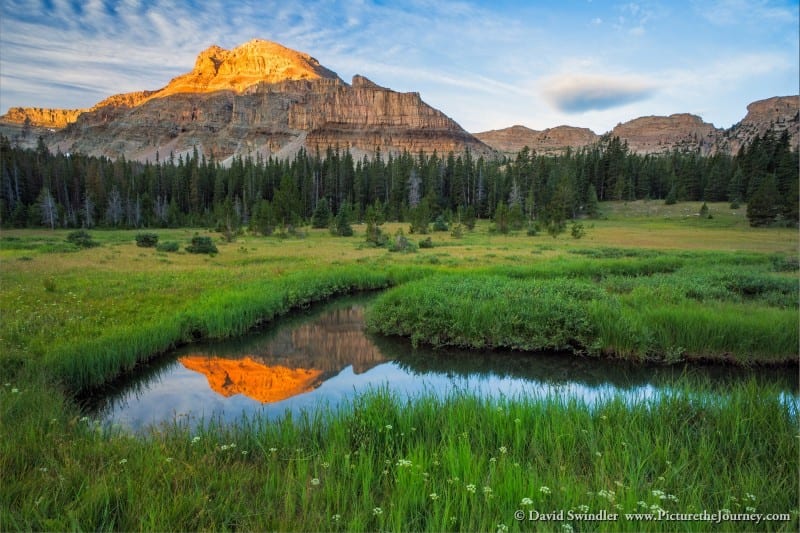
161,39,341,95
0,39,490,161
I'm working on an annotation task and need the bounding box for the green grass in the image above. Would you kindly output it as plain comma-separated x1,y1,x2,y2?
1,381,796,531
367,257,798,364
0,211,797,531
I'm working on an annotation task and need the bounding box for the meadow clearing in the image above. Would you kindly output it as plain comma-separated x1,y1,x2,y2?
0,201,797,531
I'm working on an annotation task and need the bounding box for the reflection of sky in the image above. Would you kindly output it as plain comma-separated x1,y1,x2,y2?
101,361,786,432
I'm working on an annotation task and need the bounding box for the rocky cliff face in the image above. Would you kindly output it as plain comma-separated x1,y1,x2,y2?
474,125,599,155
609,113,721,155
1,106,86,128
715,96,799,154
1,39,491,160
474,96,798,156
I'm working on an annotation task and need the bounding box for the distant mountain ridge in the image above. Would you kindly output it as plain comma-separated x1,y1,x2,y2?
474,95,799,156
0,39,491,161
1,38,797,160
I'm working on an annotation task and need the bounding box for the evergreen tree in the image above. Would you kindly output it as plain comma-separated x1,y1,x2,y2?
746,174,781,227
493,201,510,234
251,199,276,236
408,195,432,234
585,184,599,218
311,197,332,228
331,201,354,236
664,184,677,205
216,197,241,242
461,205,476,230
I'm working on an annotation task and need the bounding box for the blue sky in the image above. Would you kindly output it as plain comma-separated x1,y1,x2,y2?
0,0,797,133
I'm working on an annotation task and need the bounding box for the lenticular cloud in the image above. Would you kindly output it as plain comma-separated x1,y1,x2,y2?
542,74,656,113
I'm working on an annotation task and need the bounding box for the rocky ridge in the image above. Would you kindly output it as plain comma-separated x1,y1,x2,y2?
1,39,491,161
474,125,599,155
2,38,796,160
474,95,798,156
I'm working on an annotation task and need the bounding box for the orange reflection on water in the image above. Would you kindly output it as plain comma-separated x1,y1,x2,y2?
179,356,324,403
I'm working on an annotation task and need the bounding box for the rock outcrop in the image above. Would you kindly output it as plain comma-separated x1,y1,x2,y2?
609,113,721,155
474,96,798,156
474,125,599,155
715,96,799,154
1,106,86,129
2,38,796,160
0,39,491,160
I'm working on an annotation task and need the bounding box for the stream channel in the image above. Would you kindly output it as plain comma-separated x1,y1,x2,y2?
83,293,798,431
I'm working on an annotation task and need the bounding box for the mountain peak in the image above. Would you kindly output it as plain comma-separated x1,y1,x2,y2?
161,39,341,96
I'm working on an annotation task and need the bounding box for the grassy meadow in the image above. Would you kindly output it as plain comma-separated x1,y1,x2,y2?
1,201,798,531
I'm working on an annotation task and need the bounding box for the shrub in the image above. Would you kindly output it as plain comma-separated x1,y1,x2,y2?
450,224,463,238
570,222,586,239
135,233,159,247
526,222,539,236
65,230,98,248
185,236,218,254
419,237,433,248
156,241,180,252
699,202,710,218
388,229,417,253
664,185,677,205
432,215,449,232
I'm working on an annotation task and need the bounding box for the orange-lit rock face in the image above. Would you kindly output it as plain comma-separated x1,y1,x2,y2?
179,356,324,403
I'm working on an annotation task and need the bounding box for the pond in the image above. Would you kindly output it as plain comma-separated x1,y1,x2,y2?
83,294,798,431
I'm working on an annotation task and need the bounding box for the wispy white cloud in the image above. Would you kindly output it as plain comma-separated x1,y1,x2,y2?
697,0,797,26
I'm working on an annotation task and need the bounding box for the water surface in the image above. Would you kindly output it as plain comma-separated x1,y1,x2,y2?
84,294,798,431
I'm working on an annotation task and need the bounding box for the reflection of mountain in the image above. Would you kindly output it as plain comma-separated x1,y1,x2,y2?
258,306,386,373
179,357,324,402
177,304,388,403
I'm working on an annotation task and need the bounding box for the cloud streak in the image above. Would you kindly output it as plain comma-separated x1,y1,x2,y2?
541,74,656,113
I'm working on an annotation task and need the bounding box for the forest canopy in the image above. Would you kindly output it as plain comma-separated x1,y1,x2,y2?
1,129,796,230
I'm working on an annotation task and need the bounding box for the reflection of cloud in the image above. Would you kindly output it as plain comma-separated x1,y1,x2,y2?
541,74,656,113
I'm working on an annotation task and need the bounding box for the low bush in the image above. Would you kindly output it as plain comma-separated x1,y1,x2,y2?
135,233,159,247
185,236,218,254
65,230,99,248
156,241,180,252
388,230,417,253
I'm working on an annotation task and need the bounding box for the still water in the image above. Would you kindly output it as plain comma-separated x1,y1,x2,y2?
84,294,798,431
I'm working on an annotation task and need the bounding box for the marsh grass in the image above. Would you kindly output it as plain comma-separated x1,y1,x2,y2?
1,382,796,531
0,214,797,531
368,256,799,363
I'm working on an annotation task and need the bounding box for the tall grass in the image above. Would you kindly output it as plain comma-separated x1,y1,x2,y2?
42,265,431,393
367,264,799,364
2,382,796,531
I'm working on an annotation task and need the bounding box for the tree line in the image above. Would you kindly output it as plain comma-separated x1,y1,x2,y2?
1,129,796,231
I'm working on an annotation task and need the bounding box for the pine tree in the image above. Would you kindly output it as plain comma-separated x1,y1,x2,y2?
251,199,276,236
664,184,677,205
585,184,599,218
493,201,510,234
746,174,780,227
311,197,332,228
331,201,353,236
